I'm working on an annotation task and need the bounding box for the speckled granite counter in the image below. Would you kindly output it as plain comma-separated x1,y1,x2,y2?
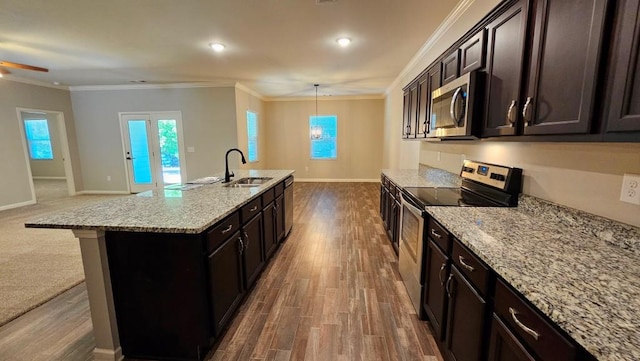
381,164,461,188
382,167,640,360
425,199,640,361
26,169,294,234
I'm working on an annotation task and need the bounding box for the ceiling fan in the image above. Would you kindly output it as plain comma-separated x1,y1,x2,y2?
0,60,49,76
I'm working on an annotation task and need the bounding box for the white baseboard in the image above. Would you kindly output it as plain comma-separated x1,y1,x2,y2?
0,199,36,211
294,178,379,183
93,346,124,361
32,176,67,180
77,190,130,195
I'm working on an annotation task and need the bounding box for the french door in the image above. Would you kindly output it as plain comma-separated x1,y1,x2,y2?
119,111,186,193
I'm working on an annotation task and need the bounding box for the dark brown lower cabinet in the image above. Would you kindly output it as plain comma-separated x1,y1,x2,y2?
208,231,245,337
488,315,536,361
275,194,285,242
242,213,264,288
263,202,278,260
423,240,449,340
445,265,487,361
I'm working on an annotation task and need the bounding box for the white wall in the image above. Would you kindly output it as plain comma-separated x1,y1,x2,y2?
383,0,640,227
265,97,384,180
0,80,82,209
23,111,66,178
70,86,239,192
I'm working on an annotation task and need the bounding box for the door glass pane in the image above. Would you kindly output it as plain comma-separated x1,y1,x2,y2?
157,119,181,184
127,120,152,184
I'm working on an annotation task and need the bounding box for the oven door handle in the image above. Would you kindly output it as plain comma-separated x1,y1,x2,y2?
401,194,424,217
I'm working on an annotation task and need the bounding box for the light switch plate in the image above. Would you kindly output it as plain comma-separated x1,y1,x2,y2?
187,146,195,153
620,173,640,205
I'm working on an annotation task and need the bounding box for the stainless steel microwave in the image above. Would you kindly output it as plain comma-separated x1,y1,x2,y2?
428,71,480,138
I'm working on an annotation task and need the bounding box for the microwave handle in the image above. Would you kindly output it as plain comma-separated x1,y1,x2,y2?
450,87,463,125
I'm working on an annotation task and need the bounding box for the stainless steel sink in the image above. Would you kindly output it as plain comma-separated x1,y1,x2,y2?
223,177,273,188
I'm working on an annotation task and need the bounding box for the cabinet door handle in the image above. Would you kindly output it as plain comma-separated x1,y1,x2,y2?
522,96,533,126
430,229,442,239
221,224,233,234
237,237,244,254
250,205,258,212
243,231,249,248
445,274,454,298
405,123,412,136
509,307,540,341
506,100,517,126
458,256,475,272
438,263,447,285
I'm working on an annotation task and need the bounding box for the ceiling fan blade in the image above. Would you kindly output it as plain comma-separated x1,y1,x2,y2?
0,61,48,72
0,68,11,75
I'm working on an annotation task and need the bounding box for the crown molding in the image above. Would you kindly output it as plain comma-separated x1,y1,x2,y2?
386,0,476,96
69,81,236,92
1,76,69,90
234,82,266,101
266,94,385,102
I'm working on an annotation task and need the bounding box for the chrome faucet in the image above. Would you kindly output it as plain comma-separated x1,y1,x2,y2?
224,148,247,183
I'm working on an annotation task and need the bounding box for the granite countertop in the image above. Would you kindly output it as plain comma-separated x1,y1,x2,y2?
25,169,294,234
381,165,461,188
382,168,640,361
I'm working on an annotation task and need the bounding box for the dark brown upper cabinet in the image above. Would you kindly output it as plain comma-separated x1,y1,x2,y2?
522,0,609,135
460,30,487,75
604,0,640,136
442,49,461,85
415,64,443,138
402,82,419,139
482,0,530,137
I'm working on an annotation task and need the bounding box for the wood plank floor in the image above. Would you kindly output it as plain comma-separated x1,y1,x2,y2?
0,182,443,361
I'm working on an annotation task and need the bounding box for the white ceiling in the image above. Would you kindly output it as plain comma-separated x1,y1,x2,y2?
0,0,458,97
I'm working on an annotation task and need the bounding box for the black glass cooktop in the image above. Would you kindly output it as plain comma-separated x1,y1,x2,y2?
402,187,504,207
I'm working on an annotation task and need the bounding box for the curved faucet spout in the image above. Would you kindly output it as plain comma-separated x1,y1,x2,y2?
224,148,247,183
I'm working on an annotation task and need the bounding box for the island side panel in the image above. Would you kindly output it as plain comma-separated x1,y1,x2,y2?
72,229,124,361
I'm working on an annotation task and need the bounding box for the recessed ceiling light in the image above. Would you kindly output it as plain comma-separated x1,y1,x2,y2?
210,43,225,52
53,81,60,85
336,37,351,47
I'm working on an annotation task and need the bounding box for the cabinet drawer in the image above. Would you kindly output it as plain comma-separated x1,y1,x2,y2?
452,238,490,296
262,188,275,205
241,197,262,224
388,183,397,199
275,182,284,196
494,279,576,361
427,218,451,253
206,212,240,254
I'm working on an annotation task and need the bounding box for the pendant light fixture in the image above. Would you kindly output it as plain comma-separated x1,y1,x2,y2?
310,84,323,139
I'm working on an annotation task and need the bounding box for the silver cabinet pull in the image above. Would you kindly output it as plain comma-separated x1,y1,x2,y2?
522,97,533,126
458,256,475,272
506,100,517,126
250,205,258,212
221,224,233,234
438,263,447,285
509,307,540,341
445,274,454,297
237,237,244,254
243,231,249,248
431,229,442,239
405,123,412,136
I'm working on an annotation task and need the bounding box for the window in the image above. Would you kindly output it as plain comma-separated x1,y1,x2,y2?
247,111,258,162
310,115,337,159
24,119,53,160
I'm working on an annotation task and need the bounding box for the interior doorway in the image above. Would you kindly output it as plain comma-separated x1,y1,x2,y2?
16,108,75,203
119,111,186,193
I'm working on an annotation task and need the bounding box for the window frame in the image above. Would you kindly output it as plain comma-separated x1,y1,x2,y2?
246,110,259,163
24,119,54,160
309,114,338,160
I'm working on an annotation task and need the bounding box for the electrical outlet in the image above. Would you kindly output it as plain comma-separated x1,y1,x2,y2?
620,173,640,205
107,176,111,181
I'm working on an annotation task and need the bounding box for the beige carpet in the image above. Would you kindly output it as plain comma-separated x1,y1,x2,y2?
0,180,125,326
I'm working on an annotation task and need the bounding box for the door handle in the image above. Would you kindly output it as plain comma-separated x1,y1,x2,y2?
449,87,464,126
522,96,533,126
506,100,517,126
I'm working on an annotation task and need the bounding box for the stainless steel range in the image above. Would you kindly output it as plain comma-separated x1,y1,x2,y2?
398,160,523,315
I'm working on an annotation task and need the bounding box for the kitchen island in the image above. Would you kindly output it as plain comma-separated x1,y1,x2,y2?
25,169,294,361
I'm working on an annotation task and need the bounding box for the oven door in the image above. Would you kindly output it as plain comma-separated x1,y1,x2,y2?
398,193,425,314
